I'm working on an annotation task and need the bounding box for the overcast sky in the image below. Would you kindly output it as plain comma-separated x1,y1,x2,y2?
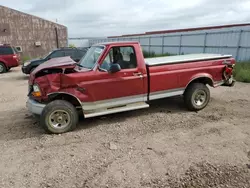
1,0,250,37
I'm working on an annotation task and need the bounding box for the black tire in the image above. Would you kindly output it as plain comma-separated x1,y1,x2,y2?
40,100,78,134
184,83,210,111
0,62,6,74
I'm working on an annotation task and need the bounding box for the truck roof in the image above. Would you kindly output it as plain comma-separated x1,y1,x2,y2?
94,41,140,46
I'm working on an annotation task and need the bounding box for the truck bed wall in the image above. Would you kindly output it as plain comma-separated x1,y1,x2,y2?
147,58,231,95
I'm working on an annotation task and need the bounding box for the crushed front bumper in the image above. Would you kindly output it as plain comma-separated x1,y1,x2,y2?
26,98,46,115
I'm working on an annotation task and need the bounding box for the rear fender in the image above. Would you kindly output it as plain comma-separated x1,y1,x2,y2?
0,58,7,68
186,73,214,89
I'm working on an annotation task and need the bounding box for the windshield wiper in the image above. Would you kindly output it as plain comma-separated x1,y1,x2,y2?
75,63,91,70
75,63,84,68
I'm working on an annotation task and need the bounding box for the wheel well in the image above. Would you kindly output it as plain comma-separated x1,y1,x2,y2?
0,61,7,68
187,77,213,88
48,93,83,113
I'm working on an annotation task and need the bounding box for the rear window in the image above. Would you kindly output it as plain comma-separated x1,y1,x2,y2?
0,47,14,55
64,50,74,57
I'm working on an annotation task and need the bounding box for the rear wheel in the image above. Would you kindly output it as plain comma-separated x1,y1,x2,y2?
184,83,210,111
40,100,78,134
0,62,6,74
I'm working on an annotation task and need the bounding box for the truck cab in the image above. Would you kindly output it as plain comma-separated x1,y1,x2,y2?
26,41,235,134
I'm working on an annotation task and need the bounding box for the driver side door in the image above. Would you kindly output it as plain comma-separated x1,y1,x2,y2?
87,46,146,108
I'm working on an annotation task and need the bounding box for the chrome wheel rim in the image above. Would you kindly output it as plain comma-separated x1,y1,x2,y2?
0,64,4,73
193,90,207,106
48,110,70,129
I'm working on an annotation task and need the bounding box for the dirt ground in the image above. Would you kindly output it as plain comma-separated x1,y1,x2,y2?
0,67,250,188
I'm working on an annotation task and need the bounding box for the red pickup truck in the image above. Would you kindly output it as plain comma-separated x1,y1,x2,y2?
26,41,235,134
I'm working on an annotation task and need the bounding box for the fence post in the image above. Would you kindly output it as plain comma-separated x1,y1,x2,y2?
236,30,243,61
162,36,164,55
179,34,182,55
149,37,151,53
203,32,207,53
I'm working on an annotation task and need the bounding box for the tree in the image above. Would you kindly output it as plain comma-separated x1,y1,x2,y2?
69,44,76,48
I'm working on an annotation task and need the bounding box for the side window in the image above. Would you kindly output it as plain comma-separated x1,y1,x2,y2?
100,49,113,71
100,46,137,71
0,47,14,55
49,51,65,59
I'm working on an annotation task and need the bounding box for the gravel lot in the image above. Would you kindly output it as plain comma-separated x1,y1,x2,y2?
0,67,250,188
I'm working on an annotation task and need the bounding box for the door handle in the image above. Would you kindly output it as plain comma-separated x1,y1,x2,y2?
133,72,143,76
133,72,143,79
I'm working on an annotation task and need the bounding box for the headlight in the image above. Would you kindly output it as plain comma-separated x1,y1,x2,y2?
33,84,40,92
24,62,31,66
32,84,42,97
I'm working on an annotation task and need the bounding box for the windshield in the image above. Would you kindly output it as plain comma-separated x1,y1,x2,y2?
79,46,104,69
42,51,52,59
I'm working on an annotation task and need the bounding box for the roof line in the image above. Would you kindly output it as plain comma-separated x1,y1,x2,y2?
0,5,66,28
108,23,250,38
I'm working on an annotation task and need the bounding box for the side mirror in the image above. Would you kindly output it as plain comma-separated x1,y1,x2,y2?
109,64,121,73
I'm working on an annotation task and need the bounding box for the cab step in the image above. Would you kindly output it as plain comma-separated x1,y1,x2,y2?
84,102,149,118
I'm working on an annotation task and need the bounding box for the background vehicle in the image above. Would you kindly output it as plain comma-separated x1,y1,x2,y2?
0,44,20,74
22,47,88,74
26,41,235,134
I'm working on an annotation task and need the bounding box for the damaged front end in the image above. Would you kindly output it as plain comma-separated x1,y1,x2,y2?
26,56,94,118
28,56,80,102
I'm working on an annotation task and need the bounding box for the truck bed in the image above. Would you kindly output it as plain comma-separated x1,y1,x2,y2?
145,53,232,66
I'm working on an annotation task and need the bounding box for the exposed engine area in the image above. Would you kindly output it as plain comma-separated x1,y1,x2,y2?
35,67,76,78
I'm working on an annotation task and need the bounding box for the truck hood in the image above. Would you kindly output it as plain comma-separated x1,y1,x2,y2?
30,57,44,62
29,58,46,64
29,56,78,84
33,56,77,74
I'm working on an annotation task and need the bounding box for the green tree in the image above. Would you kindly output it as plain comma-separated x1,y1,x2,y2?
69,44,76,48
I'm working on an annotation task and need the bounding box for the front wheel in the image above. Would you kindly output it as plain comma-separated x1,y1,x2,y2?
184,83,210,111
40,100,78,134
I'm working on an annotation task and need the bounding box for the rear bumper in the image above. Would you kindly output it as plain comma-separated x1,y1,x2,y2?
9,64,19,68
6,61,19,69
222,79,236,87
26,98,46,115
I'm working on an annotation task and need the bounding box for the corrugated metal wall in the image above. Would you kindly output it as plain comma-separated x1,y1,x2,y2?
89,25,250,62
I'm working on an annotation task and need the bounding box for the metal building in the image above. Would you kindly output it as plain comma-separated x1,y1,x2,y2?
0,5,68,58
89,23,250,62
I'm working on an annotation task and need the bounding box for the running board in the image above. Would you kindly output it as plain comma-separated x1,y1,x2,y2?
84,102,149,118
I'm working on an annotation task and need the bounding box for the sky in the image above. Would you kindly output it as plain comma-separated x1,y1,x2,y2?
1,0,250,37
